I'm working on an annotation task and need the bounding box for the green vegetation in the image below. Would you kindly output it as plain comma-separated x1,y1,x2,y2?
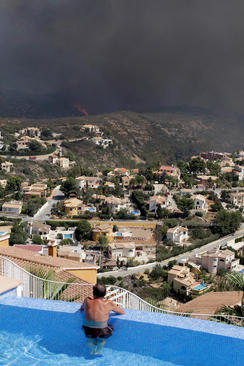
10,223,28,245
74,219,91,241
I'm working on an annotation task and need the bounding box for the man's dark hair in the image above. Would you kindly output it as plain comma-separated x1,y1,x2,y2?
93,284,106,298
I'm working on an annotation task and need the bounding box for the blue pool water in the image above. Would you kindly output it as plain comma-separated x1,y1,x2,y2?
192,284,208,291
63,234,73,239
0,296,244,366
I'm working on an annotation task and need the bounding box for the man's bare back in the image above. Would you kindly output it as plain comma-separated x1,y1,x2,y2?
81,297,124,323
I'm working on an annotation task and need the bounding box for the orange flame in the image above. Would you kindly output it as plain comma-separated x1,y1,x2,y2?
73,104,88,115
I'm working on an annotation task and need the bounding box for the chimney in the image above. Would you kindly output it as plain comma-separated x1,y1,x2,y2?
48,241,58,258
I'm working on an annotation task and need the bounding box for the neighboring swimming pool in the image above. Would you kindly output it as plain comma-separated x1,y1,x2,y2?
0,296,244,366
192,283,208,291
63,234,73,239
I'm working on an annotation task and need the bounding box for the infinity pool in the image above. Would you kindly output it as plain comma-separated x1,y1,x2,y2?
0,296,244,365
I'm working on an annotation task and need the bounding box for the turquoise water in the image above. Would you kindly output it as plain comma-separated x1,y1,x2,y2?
63,234,72,239
0,297,244,365
192,284,207,291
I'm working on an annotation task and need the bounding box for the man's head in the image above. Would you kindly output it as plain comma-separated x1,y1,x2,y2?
93,284,106,298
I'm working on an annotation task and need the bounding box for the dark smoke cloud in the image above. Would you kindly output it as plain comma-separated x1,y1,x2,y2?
1,0,244,114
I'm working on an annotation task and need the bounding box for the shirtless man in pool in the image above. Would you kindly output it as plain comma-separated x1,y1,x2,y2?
80,284,124,355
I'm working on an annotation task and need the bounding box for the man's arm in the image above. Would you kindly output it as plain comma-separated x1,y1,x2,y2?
80,298,86,311
110,301,124,315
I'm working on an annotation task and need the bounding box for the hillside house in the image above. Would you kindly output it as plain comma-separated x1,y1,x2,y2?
234,165,244,180
21,182,47,198
58,157,70,169
19,127,41,137
27,221,51,240
1,161,13,173
75,176,102,190
197,175,218,187
82,124,100,134
112,168,130,177
166,226,189,244
167,265,198,296
192,194,208,212
64,198,84,216
178,291,243,315
2,201,23,214
200,151,224,160
49,155,58,164
195,249,239,274
156,165,180,179
16,136,31,150
108,242,135,262
230,192,244,207
149,196,170,212
92,136,112,148
104,181,115,189
92,225,113,242
104,196,129,213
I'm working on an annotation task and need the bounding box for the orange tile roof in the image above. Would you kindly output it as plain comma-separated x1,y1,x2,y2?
0,247,97,270
178,291,243,315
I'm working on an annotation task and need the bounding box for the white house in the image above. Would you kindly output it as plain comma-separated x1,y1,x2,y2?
198,249,239,274
108,242,135,262
105,196,129,213
167,226,189,244
149,196,170,212
192,194,208,212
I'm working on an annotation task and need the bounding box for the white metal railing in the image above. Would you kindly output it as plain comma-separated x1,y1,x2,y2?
0,256,243,326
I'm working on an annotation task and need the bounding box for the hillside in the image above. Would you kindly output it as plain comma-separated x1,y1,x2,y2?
0,107,243,168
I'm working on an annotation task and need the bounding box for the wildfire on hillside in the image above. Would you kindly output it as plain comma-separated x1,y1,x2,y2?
73,104,88,115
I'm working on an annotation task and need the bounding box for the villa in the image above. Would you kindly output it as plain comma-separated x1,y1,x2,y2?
2,200,23,215
166,226,189,244
1,161,13,173
64,198,84,216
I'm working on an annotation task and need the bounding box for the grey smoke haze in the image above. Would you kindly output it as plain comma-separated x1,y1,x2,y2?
1,0,244,114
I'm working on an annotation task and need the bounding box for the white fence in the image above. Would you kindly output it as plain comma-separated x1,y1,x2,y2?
0,256,243,326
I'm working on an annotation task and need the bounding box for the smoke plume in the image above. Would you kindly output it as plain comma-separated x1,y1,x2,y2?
0,0,244,115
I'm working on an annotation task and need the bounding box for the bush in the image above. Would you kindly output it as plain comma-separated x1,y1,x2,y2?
32,235,43,245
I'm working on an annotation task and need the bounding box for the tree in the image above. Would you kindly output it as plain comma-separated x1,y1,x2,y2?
28,140,43,153
149,264,167,280
189,157,206,174
98,235,108,249
32,235,43,244
206,161,221,176
113,224,118,232
74,220,91,241
40,128,52,140
10,224,28,245
60,177,80,197
5,176,22,193
156,205,169,219
214,210,242,236
176,197,194,216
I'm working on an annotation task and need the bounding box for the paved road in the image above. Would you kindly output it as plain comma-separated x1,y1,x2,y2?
97,228,244,278
34,186,65,222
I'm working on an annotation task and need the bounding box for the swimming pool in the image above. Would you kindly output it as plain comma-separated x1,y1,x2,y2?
192,283,208,291
63,234,73,239
0,296,244,366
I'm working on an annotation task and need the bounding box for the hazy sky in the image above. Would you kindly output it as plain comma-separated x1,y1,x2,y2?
1,0,244,114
